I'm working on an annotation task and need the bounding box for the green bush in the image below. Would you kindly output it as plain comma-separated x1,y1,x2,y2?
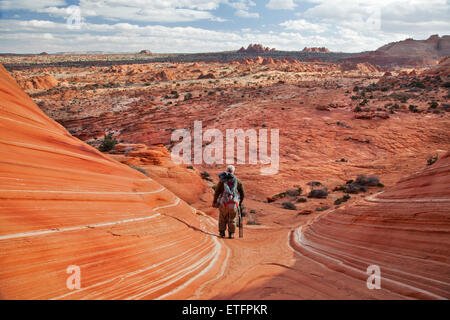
98,133,117,152
427,155,438,166
282,201,297,210
409,105,418,113
410,80,425,89
428,101,439,109
307,189,328,199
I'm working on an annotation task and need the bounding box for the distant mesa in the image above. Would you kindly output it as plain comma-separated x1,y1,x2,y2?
343,34,450,67
139,50,152,55
39,52,49,55
238,44,276,53
376,34,450,55
302,47,330,53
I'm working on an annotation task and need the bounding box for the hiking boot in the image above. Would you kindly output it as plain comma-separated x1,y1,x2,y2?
229,233,234,239
219,232,225,238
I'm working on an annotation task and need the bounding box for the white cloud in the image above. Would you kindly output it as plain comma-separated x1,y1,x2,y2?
27,0,261,23
280,19,329,33
297,0,449,35
235,9,259,18
0,18,411,53
228,0,259,19
0,0,447,54
266,0,297,10
0,0,66,11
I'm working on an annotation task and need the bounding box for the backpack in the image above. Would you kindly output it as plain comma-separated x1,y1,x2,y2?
218,172,240,209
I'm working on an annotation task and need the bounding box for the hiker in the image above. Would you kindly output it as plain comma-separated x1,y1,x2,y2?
212,165,245,239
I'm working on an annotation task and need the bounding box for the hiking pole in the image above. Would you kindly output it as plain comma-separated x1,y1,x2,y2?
238,205,243,238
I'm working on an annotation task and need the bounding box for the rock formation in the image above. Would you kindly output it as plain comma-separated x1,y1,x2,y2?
291,153,450,299
238,44,276,53
344,35,450,67
0,64,225,299
302,47,330,53
340,62,380,73
17,74,58,90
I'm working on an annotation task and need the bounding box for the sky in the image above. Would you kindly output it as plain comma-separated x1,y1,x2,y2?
0,0,448,54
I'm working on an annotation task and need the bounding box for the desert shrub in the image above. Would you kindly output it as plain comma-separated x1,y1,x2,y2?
307,181,323,189
333,184,346,192
282,201,297,210
316,206,330,212
184,92,193,101
354,106,362,112
98,133,117,152
286,188,302,197
200,171,213,182
307,188,328,199
345,182,367,194
410,80,425,88
334,194,351,205
130,166,149,177
409,105,419,113
355,174,381,186
427,155,438,166
428,101,439,109
359,99,369,106
297,197,307,203
442,82,450,88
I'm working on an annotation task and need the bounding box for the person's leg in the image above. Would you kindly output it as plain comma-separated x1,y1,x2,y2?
227,206,237,237
218,206,228,237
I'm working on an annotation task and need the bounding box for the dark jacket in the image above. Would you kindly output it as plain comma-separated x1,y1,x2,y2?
213,178,245,205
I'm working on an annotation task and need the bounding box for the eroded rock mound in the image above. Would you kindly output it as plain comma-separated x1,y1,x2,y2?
0,64,225,300
292,153,450,299
17,74,58,90
340,62,380,73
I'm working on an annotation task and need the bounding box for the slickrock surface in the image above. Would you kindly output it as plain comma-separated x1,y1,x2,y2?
291,153,450,299
0,65,226,300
